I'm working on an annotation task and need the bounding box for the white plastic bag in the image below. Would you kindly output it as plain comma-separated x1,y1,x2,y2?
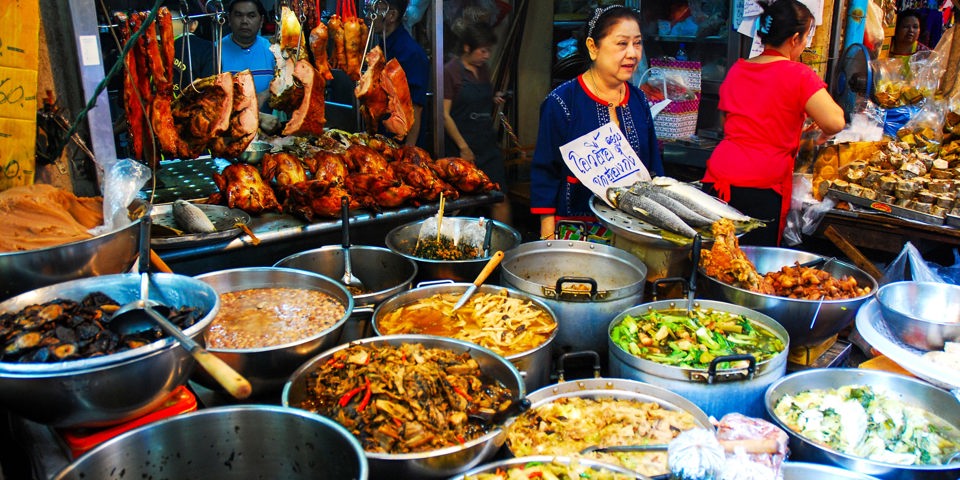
880,241,945,285
88,158,152,236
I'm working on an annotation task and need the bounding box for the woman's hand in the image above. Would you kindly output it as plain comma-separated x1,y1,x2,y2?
460,145,476,162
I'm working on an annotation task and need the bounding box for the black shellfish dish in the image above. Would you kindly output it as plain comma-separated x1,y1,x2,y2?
0,292,202,363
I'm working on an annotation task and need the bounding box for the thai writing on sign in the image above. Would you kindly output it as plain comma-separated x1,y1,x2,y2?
560,121,650,206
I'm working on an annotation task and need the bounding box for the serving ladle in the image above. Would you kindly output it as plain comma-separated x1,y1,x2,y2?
340,196,366,293
109,209,252,399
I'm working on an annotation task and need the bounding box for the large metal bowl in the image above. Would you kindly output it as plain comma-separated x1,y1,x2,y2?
782,462,881,480
385,217,521,283
53,405,368,479
451,455,650,479
765,368,960,479
283,334,525,479
699,246,878,347
0,218,140,301
370,282,558,392
875,281,960,351
0,273,219,427
194,267,354,396
274,245,418,343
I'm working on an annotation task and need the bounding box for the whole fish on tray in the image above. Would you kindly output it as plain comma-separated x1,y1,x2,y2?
606,178,758,240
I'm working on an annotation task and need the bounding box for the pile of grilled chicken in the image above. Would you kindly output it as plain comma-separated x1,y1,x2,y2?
210,130,499,217
114,7,258,165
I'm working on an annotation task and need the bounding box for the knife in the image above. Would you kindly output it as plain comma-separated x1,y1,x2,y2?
451,251,505,312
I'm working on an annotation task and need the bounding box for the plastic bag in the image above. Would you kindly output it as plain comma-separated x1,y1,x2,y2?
880,241,945,285
783,174,836,246
936,249,960,285
872,51,942,108
88,158,152,237
896,97,947,156
637,66,697,104
882,103,923,138
833,100,885,143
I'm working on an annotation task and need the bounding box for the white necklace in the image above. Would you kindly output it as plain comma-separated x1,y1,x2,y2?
589,69,623,108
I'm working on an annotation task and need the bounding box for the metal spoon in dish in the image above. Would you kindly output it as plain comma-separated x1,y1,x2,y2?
450,251,505,312
340,196,365,293
110,208,252,399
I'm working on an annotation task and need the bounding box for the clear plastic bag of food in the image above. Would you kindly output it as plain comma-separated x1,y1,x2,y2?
896,97,947,155
88,157,152,237
638,66,697,104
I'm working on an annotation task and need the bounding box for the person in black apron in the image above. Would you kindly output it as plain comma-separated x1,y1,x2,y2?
442,23,511,225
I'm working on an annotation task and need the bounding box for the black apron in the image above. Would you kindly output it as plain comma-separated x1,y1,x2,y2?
445,62,505,188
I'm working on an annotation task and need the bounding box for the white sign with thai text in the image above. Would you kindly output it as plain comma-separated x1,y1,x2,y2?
560,121,650,207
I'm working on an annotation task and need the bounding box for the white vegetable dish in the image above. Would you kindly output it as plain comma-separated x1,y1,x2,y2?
773,385,960,465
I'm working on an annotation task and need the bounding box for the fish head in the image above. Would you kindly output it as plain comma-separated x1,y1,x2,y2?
606,186,627,208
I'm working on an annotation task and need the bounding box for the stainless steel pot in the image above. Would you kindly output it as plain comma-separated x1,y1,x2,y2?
766,368,960,480
505,372,712,477
283,334,525,479
0,218,141,301
0,273,219,428
385,217,520,283
274,245,418,343
608,299,789,419
698,246,878,348
53,405,368,479
782,462,881,480
194,267,354,396
500,240,648,360
370,282,557,391
452,455,650,479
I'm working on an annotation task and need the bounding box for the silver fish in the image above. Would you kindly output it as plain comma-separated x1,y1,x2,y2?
626,182,716,228
173,199,217,234
650,177,752,222
608,187,698,238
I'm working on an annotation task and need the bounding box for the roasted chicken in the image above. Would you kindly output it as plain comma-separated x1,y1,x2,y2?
327,14,346,71
380,58,415,138
430,157,500,194
392,146,458,203
308,21,334,81
283,181,358,220
262,152,308,188
302,149,349,186
211,163,281,213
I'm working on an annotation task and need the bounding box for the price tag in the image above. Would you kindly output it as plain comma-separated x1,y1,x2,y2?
560,121,650,207
0,118,36,191
0,0,39,192
0,66,37,121
0,0,39,69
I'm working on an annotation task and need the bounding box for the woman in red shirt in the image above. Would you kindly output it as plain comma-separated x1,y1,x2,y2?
701,0,844,246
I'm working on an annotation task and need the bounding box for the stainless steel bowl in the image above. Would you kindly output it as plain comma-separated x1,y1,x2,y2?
699,246,878,347
283,334,525,479
782,462,881,480
0,218,140,301
53,405,368,480
451,455,650,479
274,245,418,342
876,281,960,351
239,140,272,164
765,368,960,479
370,282,558,392
194,267,354,396
0,273,219,427
385,217,521,283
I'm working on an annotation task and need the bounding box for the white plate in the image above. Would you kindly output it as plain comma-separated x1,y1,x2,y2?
856,298,960,390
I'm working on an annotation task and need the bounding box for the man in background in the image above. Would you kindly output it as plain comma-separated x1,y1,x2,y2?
218,0,275,109
371,0,430,146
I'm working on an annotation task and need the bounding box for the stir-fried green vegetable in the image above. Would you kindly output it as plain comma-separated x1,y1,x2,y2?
773,385,960,465
610,309,784,369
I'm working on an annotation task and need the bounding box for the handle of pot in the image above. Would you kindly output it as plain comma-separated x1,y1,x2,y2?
554,220,587,240
556,351,602,383
651,277,688,300
415,279,455,288
138,203,153,275
706,354,756,384
555,276,598,299
689,234,702,295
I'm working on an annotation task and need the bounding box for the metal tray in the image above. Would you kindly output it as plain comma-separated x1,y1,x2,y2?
150,203,251,250
826,188,945,226
947,213,960,228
